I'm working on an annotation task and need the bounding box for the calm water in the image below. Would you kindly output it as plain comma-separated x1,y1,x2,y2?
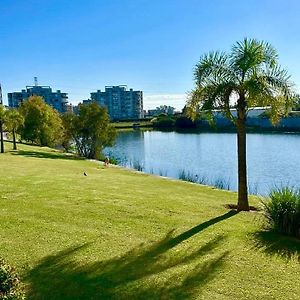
104,130,300,195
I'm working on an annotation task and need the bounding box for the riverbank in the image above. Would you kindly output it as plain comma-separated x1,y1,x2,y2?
104,130,300,195
0,143,299,299
111,120,153,129
111,119,300,133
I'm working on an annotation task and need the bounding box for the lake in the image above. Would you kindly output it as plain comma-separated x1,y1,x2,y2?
104,130,300,195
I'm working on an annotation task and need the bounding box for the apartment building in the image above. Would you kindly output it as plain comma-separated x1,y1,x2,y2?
90,85,143,120
8,80,68,113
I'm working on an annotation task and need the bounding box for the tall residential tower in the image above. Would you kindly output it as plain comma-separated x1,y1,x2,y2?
8,79,69,113
90,85,143,120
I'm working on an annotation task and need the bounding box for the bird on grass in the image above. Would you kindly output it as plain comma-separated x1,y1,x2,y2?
84,172,87,176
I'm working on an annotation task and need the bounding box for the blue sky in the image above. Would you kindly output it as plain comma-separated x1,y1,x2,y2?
1,0,300,110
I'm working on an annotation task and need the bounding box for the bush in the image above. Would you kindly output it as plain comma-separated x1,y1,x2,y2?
99,154,119,165
174,116,197,129
151,115,175,128
263,187,300,238
0,259,25,300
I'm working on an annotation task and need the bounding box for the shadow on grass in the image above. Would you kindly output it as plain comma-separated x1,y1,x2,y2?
11,150,82,161
26,211,236,299
253,230,300,261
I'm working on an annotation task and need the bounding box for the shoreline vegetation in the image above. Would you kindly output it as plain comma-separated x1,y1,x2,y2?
111,118,300,133
1,142,300,299
102,156,262,195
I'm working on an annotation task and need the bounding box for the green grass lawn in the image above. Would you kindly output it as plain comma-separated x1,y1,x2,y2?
0,142,299,299
111,120,153,128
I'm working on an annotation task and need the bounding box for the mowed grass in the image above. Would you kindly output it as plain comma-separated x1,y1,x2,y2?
111,120,152,128
0,142,299,299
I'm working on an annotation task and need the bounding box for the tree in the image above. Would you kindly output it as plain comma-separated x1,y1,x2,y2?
19,96,63,147
151,114,175,128
0,105,5,153
64,102,116,159
61,112,74,152
187,38,294,211
175,116,197,129
293,94,300,111
5,109,24,150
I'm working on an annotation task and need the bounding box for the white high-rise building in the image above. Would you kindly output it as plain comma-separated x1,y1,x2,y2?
90,85,143,120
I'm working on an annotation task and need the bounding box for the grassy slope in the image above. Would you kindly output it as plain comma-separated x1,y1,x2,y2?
0,142,299,299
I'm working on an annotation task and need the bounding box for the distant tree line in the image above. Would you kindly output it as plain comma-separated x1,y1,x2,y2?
151,110,198,129
0,96,116,159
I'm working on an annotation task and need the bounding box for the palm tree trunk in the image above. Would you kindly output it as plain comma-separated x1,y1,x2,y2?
236,114,249,211
12,128,17,150
0,121,4,153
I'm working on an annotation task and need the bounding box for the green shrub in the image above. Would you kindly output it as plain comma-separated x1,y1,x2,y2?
0,259,25,300
174,116,197,128
263,187,300,238
151,115,175,128
99,154,119,165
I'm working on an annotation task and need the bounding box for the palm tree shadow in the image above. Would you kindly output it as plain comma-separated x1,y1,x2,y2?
12,150,82,160
253,230,300,261
26,211,236,299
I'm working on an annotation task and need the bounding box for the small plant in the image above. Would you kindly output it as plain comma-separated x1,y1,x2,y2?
212,177,231,190
158,169,168,177
100,153,119,165
0,259,25,300
107,155,118,165
197,175,208,185
263,187,300,238
249,182,259,195
132,160,144,172
178,170,198,183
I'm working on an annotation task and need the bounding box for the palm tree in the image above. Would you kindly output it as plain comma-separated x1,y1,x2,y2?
0,105,5,153
188,38,295,211
5,109,24,150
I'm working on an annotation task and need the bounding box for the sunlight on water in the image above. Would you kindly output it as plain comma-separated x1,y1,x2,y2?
104,130,300,195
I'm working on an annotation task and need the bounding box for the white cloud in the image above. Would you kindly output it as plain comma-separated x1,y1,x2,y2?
143,93,187,111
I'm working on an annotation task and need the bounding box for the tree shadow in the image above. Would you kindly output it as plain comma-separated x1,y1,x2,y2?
253,230,300,261
26,211,236,299
11,150,82,161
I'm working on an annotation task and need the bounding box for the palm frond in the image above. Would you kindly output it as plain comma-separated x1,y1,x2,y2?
187,81,237,124
244,65,295,123
264,65,293,95
189,38,295,126
261,41,278,68
230,38,279,81
194,51,233,84
186,89,203,121
231,38,263,74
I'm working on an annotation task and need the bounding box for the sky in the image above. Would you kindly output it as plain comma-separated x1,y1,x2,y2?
1,0,300,110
